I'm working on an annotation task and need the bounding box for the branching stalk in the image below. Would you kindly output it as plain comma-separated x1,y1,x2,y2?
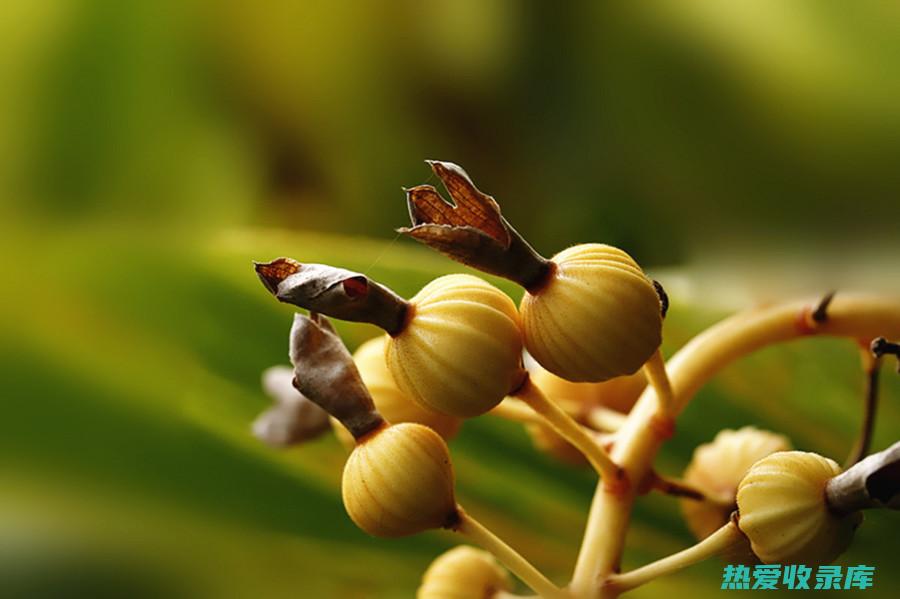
514,375,624,485
604,518,745,594
454,508,569,599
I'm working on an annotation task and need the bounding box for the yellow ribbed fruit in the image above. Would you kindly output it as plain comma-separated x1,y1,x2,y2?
355,336,461,439
520,244,662,382
342,423,456,538
417,546,511,599
386,274,524,418
736,451,862,564
682,427,791,541
531,364,645,414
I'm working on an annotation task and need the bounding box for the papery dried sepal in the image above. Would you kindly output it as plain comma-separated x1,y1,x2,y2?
289,313,383,439
253,365,331,447
254,259,409,335
400,161,551,290
828,440,900,513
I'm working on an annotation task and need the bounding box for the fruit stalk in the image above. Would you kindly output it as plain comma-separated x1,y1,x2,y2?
603,517,745,595
453,508,570,599
514,375,623,484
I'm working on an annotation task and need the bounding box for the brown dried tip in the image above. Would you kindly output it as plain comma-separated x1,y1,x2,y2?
399,160,552,291
253,365,331,447
872,337,900,373
289,313,384,440
254,259,409,336
827,440,900,515
255,258,302,295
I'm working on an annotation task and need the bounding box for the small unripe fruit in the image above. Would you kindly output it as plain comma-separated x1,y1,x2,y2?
736,451,862,564
417,546,511,599
355,336,461,440
682,427,791,541
387,274,524,418
531,364,645,414
342,422,457,537
520,244,663,382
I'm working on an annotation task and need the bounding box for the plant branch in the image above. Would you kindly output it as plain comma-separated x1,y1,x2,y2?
453,508,570,599
604,518,745,594
845,344,881,468
642,350,674,416
514,375,624,485
645,472,708,502
585,406,627,433
489,398,546,425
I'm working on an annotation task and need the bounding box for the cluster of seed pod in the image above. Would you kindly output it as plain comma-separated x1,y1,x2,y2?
251,161,900,597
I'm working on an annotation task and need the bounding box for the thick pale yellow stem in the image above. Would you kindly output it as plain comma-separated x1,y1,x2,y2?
455,508,569,599
489,398,545,424
605,519,745,594
643,349,674,416
585,406,626,432
571,294,900,596
514,377,622,483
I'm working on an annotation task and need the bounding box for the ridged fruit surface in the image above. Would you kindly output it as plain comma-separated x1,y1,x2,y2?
387,274,523,418
682,427,791,541
417,545,511,599
342,423,456,538
737,451,862,564
355,336,461,439
520,244,662,382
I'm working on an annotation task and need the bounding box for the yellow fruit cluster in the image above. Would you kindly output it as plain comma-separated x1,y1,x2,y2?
250,161,899,598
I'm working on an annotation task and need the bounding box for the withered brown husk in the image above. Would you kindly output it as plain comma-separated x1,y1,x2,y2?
827,440,900,514
399,160,552,291
288,313,384,440
253,365,331,447
255,258,409,335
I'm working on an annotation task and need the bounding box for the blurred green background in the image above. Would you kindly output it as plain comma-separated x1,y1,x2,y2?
2,1,900,597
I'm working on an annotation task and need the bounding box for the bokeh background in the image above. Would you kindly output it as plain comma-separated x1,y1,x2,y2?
2,1,899,597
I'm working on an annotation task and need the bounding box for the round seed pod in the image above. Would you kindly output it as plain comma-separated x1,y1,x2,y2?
355,336,461,439
682,427,792,541
386,274,524,418
417,546,511,599
531,364,645,415
342,422,457,538
736,451,863,564
520,244,663,382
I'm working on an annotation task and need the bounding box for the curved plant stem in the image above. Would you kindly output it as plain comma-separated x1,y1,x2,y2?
489,398,546,424
845,346,881,468
454,508,569,599
648,472,708,502
585,406,626,432
604,519,745,595
643,349,674,416
570,294,900,596
514,376,622,483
